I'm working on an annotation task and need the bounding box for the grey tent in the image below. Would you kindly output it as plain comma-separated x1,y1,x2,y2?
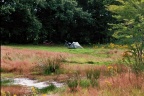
65,41,83,49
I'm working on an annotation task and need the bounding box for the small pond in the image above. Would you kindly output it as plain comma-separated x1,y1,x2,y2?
2,78,64,89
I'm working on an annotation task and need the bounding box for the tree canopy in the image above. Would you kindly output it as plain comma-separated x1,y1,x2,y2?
107,0,144,67
1,0,116,44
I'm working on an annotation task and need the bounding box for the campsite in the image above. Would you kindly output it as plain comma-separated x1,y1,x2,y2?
1,0,144,96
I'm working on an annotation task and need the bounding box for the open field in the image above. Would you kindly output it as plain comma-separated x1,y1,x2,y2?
1,45,144,96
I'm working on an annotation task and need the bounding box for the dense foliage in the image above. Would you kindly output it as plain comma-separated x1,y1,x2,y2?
1,0,116,44
107,0,144,71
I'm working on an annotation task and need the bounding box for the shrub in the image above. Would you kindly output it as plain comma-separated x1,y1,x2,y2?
86,69,93,80
132,64,144,75
86,69,100,88
79,79,91,88
93,70,100,80
86,69,100,80
122,49,144,74
67,79,78,92
44,58,61,74
35,57,63,75
90,79,99,87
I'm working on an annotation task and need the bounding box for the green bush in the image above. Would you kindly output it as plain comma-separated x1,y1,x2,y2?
35,57,63,75
122,50,144,74
86,69,100,80
86,69,100,88
86,69,93,79
67,79,78,92
90,79,99,87
93,70,100,79
132,64,144,74
79,79,91,88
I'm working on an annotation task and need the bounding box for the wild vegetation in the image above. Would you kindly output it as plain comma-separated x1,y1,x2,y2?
1,0,144,96
1,44,144,96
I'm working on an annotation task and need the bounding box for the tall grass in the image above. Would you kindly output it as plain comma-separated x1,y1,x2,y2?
1,86,31,96
1,45,144,96
1,46,67,75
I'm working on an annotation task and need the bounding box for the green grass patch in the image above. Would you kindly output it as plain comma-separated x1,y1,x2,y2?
4,44,99,55
1,73,16,78
1,78,14,86
79,79,91,88
39,84,56,93
63,60,112,65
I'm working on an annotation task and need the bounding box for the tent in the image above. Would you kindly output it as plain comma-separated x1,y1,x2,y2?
65,41,83,49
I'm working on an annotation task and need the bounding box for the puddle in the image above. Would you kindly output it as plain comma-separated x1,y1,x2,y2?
13,78,64,89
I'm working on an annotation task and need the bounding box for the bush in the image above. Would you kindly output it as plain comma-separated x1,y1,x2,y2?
67,79,78,92
34,57,63,75
122,49,144,74
86,69,100,88
93,70,100,80
44,58,61,75
79,79,91,88
132,64,144,75
86,69,93,79
86,69,100,80
90,79,99,87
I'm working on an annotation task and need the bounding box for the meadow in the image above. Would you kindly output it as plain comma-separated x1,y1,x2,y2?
1,44,144,96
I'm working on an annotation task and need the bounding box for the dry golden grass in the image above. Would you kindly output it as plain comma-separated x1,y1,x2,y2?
1,86,31,96
61,72,144,96
1,46,68,75
100,73,144,89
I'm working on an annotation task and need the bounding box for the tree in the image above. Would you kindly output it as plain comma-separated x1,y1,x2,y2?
1,0,117,44
0,0,44,44
107,0,144,71
76,0,116,43
37,0,93,43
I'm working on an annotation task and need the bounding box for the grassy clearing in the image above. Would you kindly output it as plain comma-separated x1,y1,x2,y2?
4,44,124,56
1,45,144,96
2,45,124,66
5,44,93,53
